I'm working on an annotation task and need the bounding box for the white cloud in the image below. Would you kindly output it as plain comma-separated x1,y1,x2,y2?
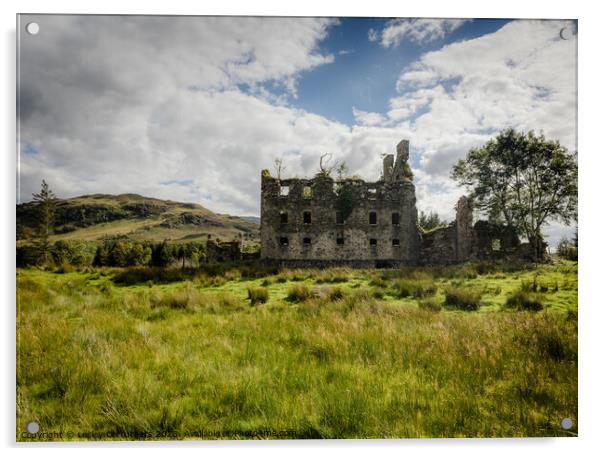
393,20,577,177
367,28,379,42
18,17,577,247
352,107,387,126
18,15,338,212
381,18,468,47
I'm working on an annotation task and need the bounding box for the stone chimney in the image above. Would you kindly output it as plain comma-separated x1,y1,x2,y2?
391,139,410,181
383,154,394,182
396,139,409,163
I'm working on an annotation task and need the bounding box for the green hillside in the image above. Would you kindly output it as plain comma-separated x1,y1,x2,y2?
17,193,259,243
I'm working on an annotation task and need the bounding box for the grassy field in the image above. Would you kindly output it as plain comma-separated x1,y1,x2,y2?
16,261,578,440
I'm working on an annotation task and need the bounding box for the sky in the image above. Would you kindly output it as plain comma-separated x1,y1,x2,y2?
17,15,577,247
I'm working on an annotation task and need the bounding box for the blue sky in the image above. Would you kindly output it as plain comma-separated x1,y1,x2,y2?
292,18,512,125
18,16,576,247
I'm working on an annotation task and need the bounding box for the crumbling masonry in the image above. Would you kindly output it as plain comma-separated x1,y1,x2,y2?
260,139,529,267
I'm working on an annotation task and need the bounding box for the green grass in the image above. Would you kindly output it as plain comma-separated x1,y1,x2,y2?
16,261,577,440
18,193,260,244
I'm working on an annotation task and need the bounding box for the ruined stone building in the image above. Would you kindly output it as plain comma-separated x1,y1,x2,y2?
259,139,531,267
260,140,420,267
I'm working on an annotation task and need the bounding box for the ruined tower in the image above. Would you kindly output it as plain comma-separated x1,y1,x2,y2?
455,195,474,262
260,140,420,267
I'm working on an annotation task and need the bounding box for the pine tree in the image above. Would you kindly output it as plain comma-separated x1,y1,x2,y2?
31,180,57,266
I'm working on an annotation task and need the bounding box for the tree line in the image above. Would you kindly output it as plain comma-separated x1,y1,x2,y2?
17,239,206,268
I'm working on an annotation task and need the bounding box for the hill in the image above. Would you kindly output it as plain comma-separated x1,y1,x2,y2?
16,193,259,243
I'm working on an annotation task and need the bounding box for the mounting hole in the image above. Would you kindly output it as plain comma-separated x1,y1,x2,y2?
26,22,40,35
560,417,573,430
25,421,39,434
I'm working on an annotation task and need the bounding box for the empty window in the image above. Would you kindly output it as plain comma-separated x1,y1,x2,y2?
303,186,312,198
335,211,344,225
336,237,344,246
392,239,400,247
369,211,377,225
279,237,289,246
370,238,377,246
303,237,312,246
279,185,289,196
303,211,312,224
392,212,400,226
367,188,377,199
280,212,288,224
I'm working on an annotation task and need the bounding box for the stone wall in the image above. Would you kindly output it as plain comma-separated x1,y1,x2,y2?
206,239,242,263
258,138,531,268
260,140,420,267
419,224,457,265
455,196,474,262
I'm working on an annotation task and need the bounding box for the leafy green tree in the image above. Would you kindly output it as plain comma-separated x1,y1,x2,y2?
127,243,151,266
334,183,357,223
557,235,578,261
31,180,58,265
451,129,577,260
418,210,445,231
93,244,110,266
52,240,92,266
110,241,131,267
151,241,173,267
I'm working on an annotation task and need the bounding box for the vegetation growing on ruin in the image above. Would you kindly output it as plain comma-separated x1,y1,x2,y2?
334,183,357,223
17,260,577,440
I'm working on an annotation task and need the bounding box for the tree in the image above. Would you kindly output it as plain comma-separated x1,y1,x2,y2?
151,241,173,267
273,157,286,180
336,161,348,181
451,129,577,260
418,210,444,231
317,153,338,178
93,244,110,266
31,180,58,265
557,235,578,261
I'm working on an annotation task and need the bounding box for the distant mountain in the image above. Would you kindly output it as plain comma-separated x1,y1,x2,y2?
16,193,259,243
240,216,260,225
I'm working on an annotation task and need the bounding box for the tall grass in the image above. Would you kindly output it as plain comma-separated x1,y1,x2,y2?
444,286,482,311
16,266,577,439
506,290,545,311
247,286,269,305
393,278,437,298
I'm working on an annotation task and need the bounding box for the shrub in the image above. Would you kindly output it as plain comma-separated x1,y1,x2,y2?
458,264,478,279
55,263,76,274
369,276,388,288
566,309,578,321
505,290,544,311
314,268,351,284
328,287,345,301
287,284,313,302
53,240,95,266
260,278,273,287
418,298,442,312
247,286,269,305
113,267,193,285
444,286,482,311
371,288,385,299
393,279,437,298
151,290,191,310
521,277,539,292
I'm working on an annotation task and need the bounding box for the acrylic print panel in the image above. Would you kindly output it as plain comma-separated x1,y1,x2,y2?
16,14,578,441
